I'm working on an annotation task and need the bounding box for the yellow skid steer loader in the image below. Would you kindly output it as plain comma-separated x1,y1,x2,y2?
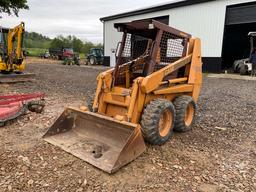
44,20,202,173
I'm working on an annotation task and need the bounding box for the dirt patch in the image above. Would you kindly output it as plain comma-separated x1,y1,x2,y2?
208,73,256,81
26,57,62,65
0,63,255,191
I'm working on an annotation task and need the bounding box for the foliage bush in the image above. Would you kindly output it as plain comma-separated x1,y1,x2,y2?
50,35,103,54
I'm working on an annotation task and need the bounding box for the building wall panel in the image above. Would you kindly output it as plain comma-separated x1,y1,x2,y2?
103,0,254,67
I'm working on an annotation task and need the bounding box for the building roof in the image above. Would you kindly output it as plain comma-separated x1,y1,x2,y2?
114,19,191,39
100,0,216,22
0,27,9,33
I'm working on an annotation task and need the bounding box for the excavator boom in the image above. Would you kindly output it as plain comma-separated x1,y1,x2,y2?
7,22,25,60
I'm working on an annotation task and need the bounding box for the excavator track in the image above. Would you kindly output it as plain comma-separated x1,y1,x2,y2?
0,73,36,83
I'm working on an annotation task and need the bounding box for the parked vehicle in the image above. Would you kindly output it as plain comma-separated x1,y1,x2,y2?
49,48,74,60
233,32,256,75
233,58,252,75
86,48,103,65
40,51,50,59
63,53,80,65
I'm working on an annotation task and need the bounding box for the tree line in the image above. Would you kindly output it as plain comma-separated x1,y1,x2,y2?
24,32,52,50
50,35,103,54
24,32,103,54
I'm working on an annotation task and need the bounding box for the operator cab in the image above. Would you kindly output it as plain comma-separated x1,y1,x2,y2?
0,27,8,62
113,19,191,86
90,48,103,57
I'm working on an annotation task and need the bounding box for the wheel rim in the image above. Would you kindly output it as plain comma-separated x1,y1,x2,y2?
159,109,173,137
90,58,94,65
185,103,194,126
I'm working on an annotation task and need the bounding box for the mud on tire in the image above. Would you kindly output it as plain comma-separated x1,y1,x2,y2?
141,99,175,145
173,95,196,132
86,92,96,112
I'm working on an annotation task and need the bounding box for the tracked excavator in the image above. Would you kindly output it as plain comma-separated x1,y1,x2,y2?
44,20,202,173
0,22,34,83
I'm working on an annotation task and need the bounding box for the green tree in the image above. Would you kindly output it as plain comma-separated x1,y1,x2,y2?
48,35,102,54
82,41,94,55
50,36,65,49
95,43,103,48
23,31,102,56
72,36,83,52
24,31,51,49
0,0,29,16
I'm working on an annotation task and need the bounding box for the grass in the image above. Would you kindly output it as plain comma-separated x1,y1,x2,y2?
79,53,86,59
26,48,47,57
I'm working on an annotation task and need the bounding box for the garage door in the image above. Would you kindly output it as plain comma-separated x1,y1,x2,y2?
226,3,256,25
152,15,169,25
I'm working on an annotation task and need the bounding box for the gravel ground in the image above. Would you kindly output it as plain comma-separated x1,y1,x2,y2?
0,61,255,192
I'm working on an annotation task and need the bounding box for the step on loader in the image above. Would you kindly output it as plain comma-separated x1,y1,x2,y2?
43,20,202,173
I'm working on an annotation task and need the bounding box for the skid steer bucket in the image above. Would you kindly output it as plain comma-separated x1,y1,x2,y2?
43,108,146,173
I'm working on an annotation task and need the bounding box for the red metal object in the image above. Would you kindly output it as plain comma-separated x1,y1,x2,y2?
63,49,74,58
0,93,45,124
0,102,23,120
0,93,45,105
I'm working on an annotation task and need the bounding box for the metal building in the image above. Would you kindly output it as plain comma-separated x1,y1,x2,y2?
100,0,256,72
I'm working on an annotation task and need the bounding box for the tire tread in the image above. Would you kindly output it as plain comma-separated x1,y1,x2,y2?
173,95,196,132
141,99,175,145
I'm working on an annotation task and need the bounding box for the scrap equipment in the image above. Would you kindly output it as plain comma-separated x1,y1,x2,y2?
43,20,202,173
0,93,45,126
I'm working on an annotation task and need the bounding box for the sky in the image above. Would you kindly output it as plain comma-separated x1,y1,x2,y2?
0,0,175,43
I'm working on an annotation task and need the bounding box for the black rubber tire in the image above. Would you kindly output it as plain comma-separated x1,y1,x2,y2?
233,60,244,73
141,99,175,145
86,93,95,112
173,95,196,133
89,57,96,65
27,100,45,113
233,60,239,73
240,64,248,75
